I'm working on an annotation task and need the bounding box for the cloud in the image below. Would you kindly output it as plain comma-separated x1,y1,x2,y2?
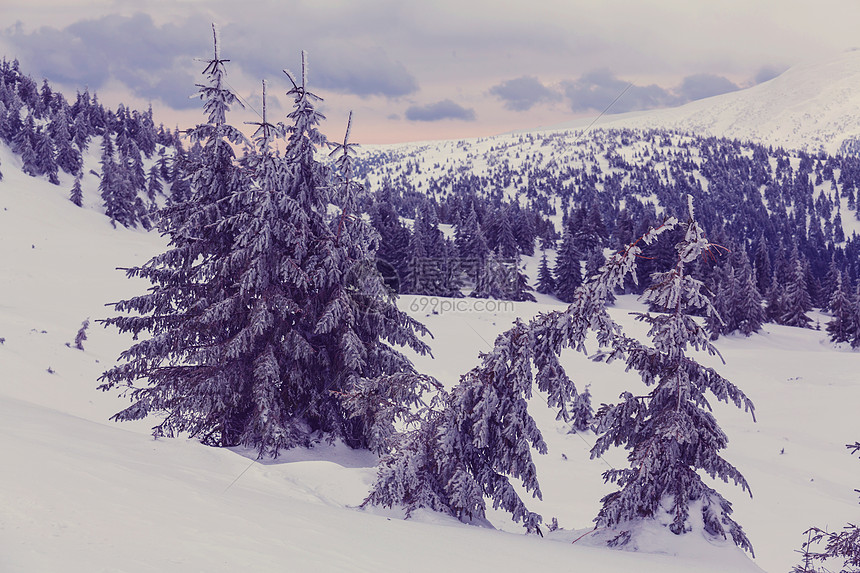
230,37,419,99
557,70,753,114
2,10,419,111
675,73,739,102
561,69,677,114
306,47,418,98
405,99,476,122
3,13,206,108
489,76,560,111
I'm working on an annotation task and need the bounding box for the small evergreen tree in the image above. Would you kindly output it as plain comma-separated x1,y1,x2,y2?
34,126,60,185
73,318,89,350
569,384,593,433
536,251,555,295
69,175,83,207
734,250,765,336
827,272,855,344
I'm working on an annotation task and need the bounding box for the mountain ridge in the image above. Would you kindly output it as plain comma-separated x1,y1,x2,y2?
540,50,860,155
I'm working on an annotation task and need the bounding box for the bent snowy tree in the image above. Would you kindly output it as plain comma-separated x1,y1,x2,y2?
590,200,755,554
364,198,756,553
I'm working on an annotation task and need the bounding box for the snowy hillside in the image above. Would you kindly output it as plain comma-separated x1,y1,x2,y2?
2,130,860,573
570,50,860,155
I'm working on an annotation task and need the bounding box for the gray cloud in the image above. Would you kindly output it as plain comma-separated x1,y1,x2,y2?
218,19,419,99
3,13,207,108
2,11,419,110
557,70,753,114
405,99,475,122
675,73,739,102
562,70,677,113
489,76,560,111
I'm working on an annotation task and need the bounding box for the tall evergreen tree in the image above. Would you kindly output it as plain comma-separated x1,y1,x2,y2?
12,117,39,177
369,200,410,293
455,204,491,292
52,105,82,176
146,165,163,202
34,126,60,185
99,37,431,457
733,250,765,336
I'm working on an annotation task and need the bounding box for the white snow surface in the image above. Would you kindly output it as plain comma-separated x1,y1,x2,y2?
1,141,859,573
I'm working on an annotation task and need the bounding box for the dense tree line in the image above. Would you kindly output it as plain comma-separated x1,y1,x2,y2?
356,126,860,338
0,58,184,228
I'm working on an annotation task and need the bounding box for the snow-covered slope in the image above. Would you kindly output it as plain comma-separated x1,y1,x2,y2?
1,140,858,573
573,50,860,154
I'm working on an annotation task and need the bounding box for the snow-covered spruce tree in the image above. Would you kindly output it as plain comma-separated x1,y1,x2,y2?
364,218,680,533
590,200,755,554
99,39,432,457
320,108,437,452
471,249,535,302
707,249,764,339
732,249,765,336
98,27,256,446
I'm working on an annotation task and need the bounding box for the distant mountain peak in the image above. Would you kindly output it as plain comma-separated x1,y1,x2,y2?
551,51,860,155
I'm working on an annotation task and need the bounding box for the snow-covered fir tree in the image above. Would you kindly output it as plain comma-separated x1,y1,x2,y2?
51,105,82,176
708,248,764,339
590,200,755,554
363,214,677,532
99,34,432,456
826,272,855,345
569,383,593,433
455,203,491,284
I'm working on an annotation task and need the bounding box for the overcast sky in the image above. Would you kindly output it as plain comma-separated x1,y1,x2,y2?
3,0,860,144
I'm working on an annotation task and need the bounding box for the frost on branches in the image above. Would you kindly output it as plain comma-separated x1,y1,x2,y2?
590,204,756,554
365,198,756,554
364,214,676,533
98,32,433,458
